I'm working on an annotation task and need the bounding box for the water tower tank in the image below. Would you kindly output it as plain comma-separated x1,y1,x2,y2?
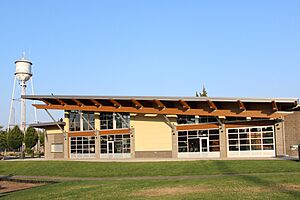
15,57,32,82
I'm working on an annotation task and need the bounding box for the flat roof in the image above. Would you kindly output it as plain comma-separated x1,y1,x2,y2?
30,121,65,128
22,94,299,119
23,95,299,104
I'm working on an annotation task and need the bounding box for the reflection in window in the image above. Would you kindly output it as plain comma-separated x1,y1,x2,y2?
70,136,95,158
100,134,131,154
227,126,274,152
177,129,220,153
70,111,94,131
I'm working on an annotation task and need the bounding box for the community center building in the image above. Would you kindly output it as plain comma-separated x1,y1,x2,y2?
24,95,300,160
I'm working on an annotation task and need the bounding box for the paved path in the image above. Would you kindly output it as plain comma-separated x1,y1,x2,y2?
2,172,300,182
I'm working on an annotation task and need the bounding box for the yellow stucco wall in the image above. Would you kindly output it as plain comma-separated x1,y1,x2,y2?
131,114,177,151
95,112,100,130
46,127,63,134
64,111,70,132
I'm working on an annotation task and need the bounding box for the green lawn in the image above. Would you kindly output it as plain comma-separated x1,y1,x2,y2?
0,160,300,177
0,160,300,199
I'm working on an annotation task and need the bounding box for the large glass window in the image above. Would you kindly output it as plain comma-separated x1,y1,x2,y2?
100,134,131,155
69,111,95,131
70,111,80,131
177,129,220,153
100,112,130,130
70,136,95,158
100,113,113,130
177,115,218,124
116,113,130,129
227,126,274,152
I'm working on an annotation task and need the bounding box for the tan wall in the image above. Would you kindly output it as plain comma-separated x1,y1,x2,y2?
64,111,70,132
45,133,65,159
131,114,176,152
284,112,300,157
95,112,100,130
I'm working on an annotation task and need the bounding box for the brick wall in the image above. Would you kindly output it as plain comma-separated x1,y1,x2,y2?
284,111,300,157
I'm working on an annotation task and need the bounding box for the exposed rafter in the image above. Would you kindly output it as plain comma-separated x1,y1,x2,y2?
179,99,190,111
154,99,166,110
272,100,278,112
32,103,290,119
110,99,122,108
207,100,217,111
55,98,66,106
131,99,143,109
237,100,246,112
72,98,83,106
39,98,51,105
90,99,102,108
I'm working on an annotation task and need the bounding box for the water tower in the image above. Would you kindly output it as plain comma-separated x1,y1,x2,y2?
8,53,37,131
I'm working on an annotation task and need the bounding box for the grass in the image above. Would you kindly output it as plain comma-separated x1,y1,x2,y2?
0,160,300,177
0,160,300,199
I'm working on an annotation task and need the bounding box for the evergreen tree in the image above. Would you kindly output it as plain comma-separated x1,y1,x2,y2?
39,130,45,147
7,126,24,151
0,127,8,157
195,91,199,97
200,85,208,97
24,127,38,157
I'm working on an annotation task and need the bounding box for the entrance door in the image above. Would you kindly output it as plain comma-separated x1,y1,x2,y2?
107,141,114,157
200,138,209,152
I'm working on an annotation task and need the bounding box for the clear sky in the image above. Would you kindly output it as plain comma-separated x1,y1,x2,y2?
0,0,299,128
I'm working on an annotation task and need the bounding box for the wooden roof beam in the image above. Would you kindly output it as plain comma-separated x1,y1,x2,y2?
131,99,143,110
179,99,190,111
237,100,246,112
110,99,122,108
90,99,102,108
154,99,166,110
39,98,51,105
272,100,278,112
207,100,217,111
55,98,66,106
72,98,84,107
32,103,289,119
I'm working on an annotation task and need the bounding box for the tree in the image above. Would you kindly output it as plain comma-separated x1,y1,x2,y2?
24,127,38,157
200,85,208,97
0,127,8,159
195,91,199,97
7,126,24,151
39,130,45,147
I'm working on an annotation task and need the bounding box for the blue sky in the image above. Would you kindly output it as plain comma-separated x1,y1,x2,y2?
1,0,299,128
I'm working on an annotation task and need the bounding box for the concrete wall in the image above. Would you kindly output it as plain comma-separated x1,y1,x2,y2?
284,112,300,157
131,114,176,158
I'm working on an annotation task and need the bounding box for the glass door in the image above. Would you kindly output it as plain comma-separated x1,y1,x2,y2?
107,141,114,157
200,138,209,152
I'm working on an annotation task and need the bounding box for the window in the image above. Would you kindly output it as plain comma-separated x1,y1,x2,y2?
116,113,130,129
69,111,95,131
100,134,131,154
177,129,220,153
227,126,274,152
100,113,113,130
100,112,130,130
177,115,218,124
70,136,95,158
